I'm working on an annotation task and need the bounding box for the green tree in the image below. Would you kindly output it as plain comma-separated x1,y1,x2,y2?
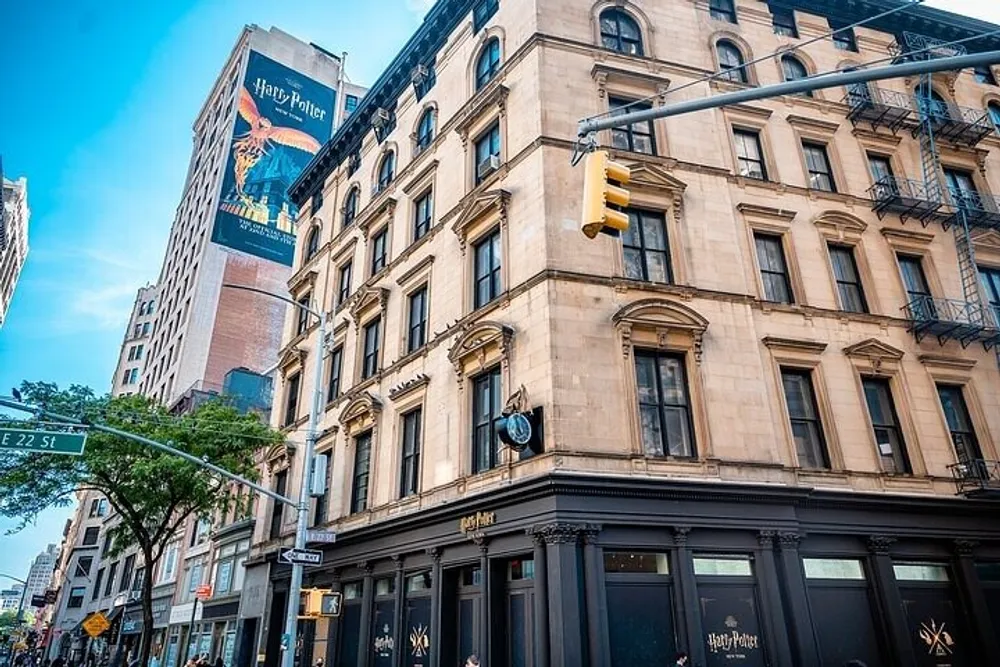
0,382,281,667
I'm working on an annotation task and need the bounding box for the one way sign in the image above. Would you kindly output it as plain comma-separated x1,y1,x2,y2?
279,547,324,566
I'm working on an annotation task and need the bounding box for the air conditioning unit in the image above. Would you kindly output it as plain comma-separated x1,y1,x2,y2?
372,108,391,129
411,65,430,86
478,155,501,179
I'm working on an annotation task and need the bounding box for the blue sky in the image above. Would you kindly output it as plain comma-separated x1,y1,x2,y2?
0,0,996,580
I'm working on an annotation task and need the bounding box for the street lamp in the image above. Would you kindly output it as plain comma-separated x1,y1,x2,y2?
221,283,326,667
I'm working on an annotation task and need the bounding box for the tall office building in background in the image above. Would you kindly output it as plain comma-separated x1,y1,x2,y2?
1,170,30,329
24,544,59,601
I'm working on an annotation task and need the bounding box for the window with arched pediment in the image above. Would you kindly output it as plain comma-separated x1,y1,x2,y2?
781,55,811,96
599,8,643,56
475,38,501,91
416,108,435,153
377,152,395,191
343,187,360,229
305,225,320,261
717,40,747,83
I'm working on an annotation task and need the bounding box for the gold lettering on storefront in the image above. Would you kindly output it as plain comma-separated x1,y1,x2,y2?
706,616,760,660
459,511,496,534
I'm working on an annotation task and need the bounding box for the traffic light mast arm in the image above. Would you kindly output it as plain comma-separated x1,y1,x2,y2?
577,50,1000,137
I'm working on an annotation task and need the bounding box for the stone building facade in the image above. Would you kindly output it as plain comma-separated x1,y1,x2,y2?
1,174,29,329
111,284,160,397
248,1,1000,666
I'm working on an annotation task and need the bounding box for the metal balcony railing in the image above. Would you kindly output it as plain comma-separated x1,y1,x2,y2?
946,190,1000,231
903,296,1000,348
947,459,1000,498
844,87,914,131
868,176,942,222
914,98,994,146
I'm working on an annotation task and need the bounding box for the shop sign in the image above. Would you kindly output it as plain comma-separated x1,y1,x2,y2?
918,619,955,658
409,624,429,660
459,511,496,534
705,615,761,662
373,624,394,659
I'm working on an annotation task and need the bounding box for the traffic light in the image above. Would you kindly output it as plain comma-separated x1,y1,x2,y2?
580,150,631,239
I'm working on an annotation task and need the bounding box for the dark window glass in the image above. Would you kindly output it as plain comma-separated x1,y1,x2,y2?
622,209,671,283
269,470,287,539
313,453,331,526
83,526,100,545
347,151,361,177
305,227,320,261
416,109,435,153
377,152,395,192
119,554,136,593
604,552,670,574
399,408,423,497
92,569,104,600
311,190,324,214
351,432,372,513
830,21,858,51
868,154,894,184
754,233,793,303
979,266,1000,327
599,8,644,56
337,262,352,306
897,255,931,301
989,103,1000,133
473,0,499,32
780,369,829,468
733,129,767,180
283,373,301,427
408,286,428,353
472,366,503,473
414,191,433,241
343,188,359,228
327,346,343,402
717,41,747,82
802,142,836,192
710,0,737,23
475,39,501,91
936,385,982,463
609,98,655,155
473,228,502,308
362,318,381,380
104,562,117,596
75,556,94,578
781,56,811,96
771,5,798,37
944,168,978,209
296,294,310,336
828,245,868,313
345,95,359,116
862,378,911,474
634,351,695,457
371,228,388,275
475,123,501,184
973,65,997,86
68,587,86,608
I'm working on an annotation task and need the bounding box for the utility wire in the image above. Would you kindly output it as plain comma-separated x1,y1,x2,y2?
587,0,925,120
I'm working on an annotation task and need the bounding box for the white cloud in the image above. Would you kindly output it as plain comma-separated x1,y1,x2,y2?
405,0,436,16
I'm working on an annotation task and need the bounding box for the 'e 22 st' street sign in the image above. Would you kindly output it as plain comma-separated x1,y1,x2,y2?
0,428,87,455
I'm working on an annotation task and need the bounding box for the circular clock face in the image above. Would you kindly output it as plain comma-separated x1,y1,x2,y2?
505,412,533,445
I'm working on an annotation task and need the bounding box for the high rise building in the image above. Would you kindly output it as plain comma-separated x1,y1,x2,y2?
134,25,365,410
249,1,1000,666
24,544,59,601
111,284,160,397
0,584,24,612
1,171,29,329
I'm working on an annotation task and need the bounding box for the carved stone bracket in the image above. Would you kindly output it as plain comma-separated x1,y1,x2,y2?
757,530,776,549
425,546,442,562
672,526,691,547
392,554,404,571
471,532,489,552
528,522,591,545
776,532,802,550
954,539,979,557
360,561,374,575
867,535,896,555
581,524,603,545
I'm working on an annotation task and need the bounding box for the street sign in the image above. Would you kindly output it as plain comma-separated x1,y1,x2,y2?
195,584,213,601
30,594,47,607
320,592,342,617
305,530,337,544
0,428,87,455
81,612,110,638
278,547,323,566
44,589,57,604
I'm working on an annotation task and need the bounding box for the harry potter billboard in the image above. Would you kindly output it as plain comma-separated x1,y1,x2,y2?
211,51,335,266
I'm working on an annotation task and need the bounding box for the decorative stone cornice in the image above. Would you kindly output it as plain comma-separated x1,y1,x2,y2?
357,196,397,236
786,114,841,134
762,336,828,354
349,287,390,326
450,189,511,250
448,321,515,378
613,297,709,363
736,202,796,222
918,354,977,371
455,84,509,142
843,339,905,363
388,374,430,401
528,522,599,545
591,62,671,100
339,391,383,430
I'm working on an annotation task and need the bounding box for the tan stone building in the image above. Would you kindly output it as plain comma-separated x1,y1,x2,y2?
249,1,1000,666
110,284,160,397
1,174,29,329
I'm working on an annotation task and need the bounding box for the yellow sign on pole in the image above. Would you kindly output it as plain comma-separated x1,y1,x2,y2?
82,612,111,638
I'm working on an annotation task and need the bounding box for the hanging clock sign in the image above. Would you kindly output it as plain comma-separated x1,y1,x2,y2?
495,385,543,454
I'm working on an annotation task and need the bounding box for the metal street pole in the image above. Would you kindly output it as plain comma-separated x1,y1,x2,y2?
220,283,327,667
577,49,1000,136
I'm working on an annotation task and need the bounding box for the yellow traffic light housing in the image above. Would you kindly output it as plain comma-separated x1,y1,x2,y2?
581,150,631,239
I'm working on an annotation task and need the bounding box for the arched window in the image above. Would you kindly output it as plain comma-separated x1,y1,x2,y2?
717,40,747,83
475,38,501,91
599,8,643,56
377,152,395,192
305,226,320,260
416,108,435,153
781,55,811,97
343,187,359,228
989,102,1000,134
914,85,950,120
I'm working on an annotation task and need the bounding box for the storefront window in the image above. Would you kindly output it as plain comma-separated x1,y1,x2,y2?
212,540,250,595
803,557,883,666
373,577,396,667
164,628,181,667
695,555,764,667
893,563,950,582
343,582,363,600
406,572,432,592
461,567,482,587
693,555,753,576
375,576,396,596
507,558,535,581
222,621,237,666
802,558,865,580
604,551,669,574
605,550,678,665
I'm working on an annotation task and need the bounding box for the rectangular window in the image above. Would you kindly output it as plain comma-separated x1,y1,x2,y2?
473,0,499,32
867,154,894,184
407,287,429,353
604,552,670,574
936,385,982,463
371,228,388,275
74,556,94,578
893,563,949,582
733,129,767,180
802,142,836,192
82,526,100,546
473,228,502,308
693,555,753,576
345,95,359,116
973,65,997,85
104,562,117,596
622,209,671,283
362,318,381,380
828,245,868,313
897,254,933,317
91,569,104,600
754,233,793,303
312,190,324,214
101,535,113,558
634,351,695,458
609,98,656,155
338,262,352,307
979,265,1000,326
830,21,858,52
474,123,501,184
710,0,737,23
862,377,911,474
802,558,865,580
770,5,798,37
142,322,150,335
780,369,829,468
945,168,979,209
327,346,343,402
283,373,301,427
68,587,86,608
472,366,503,474
399,408,423,498
295,294,311,336
119,554,136,593
160,542,179,583
351,432,373,513
313,454,332,526
414,191,433,241
269,470,288,539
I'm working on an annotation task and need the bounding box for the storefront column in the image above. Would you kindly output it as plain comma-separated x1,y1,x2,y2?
775,532,820,667
325,571,342,667
540,523,585,667
672,527,703,667
426,549,442,667
529,531,550,667
581,525,606,667
867,535,915,666
393,557,405,667
953,539,999,660
473,535,491,664
358,562,375,667
755,531,794,667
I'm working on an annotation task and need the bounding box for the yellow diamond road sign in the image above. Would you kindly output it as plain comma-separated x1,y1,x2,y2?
82,612,111,638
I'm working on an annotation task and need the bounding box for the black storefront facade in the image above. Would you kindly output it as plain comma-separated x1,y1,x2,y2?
260,472,1000,667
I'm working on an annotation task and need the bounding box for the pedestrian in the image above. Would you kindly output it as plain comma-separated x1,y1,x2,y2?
313,659,323,667
464,656,480,667
183,657,197,667
674,653,689,666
